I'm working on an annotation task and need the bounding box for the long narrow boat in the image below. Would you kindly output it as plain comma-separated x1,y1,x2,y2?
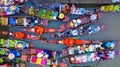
22,26,61,35
0,27,63,40
37,2,101,15
41,38,91,47
0,16,48,27
0,0,28,6
0,63,26,67
61,40,119,57
59,12,103,32
38,3,120,13
41,38,120,47
51,24,106,39
60,49,119,64
0,31,42,40
21,6,70,22
0,38,34,50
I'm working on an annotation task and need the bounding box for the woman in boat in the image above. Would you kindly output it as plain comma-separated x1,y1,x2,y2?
61,40,119,58
41,38,91,47
61,49,119,64
22,26,61,35
9,31,41,40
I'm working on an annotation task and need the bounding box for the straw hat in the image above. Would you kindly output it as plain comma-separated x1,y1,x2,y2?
58,13,65,19
17,43,23,48
70,21,74,28
8,53,15,60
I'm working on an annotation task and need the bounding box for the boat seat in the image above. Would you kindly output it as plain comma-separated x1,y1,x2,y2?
8,17,16,25
1,17,8,25
21,54,28,61
0,39,5,44
60,24,66,31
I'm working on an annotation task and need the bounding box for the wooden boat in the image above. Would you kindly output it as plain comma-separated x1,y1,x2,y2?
51,24,106,39
0,27,60,40
61,49,119,64
59,12,103,32
0,16,48,27
61,40,120,57
0,0,28,6
27,48,61,67
37,2,101,15
21,6,70,22
0,38,34,50
38,2,120,13
41,38,92,47
0,30,42,40
0,63,26,67
22,26,61,35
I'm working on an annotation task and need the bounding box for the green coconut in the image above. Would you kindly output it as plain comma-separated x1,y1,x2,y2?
0,58,3,63
0,49,5,55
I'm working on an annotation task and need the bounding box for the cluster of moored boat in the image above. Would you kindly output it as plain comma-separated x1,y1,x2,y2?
0,0,120,67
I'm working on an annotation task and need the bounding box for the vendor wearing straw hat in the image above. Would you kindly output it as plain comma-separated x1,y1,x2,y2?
57,13,65,20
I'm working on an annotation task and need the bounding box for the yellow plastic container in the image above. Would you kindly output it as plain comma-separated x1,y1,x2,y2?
36,58,42,65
